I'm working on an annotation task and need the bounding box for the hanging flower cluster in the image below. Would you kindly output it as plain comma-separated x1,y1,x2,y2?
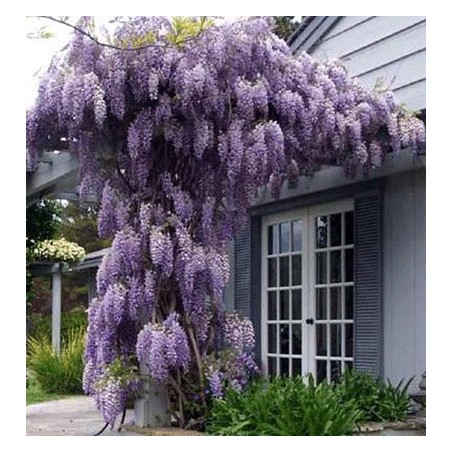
89,357,140,426
32,238,85,263
204,312,259,399
27,16,425,426
136,313,191,383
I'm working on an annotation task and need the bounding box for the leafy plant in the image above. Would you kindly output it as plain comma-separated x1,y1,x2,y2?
30,309,88,342
27,327,86,394
375,378,413,421
336,369,413,422
207,375,362,436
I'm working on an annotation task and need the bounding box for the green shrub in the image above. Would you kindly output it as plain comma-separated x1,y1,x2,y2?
30,309,88,341
207,375,362,436
336,369,413,422
27,327,86,394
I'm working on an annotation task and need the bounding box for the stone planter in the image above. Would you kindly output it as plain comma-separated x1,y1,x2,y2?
134,363,171,428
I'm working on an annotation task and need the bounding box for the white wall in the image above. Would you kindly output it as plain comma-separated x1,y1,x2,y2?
383,169,426,389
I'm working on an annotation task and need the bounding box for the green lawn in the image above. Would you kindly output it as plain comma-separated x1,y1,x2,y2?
26,372,72,406
26,387,71,406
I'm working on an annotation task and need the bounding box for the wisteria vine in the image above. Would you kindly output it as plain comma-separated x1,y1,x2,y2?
26,16,425,427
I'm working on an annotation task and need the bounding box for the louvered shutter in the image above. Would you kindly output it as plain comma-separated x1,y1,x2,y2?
354,190,383,378
234,222,251,317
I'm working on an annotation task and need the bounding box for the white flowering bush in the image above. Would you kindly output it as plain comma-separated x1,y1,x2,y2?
33,238,85,264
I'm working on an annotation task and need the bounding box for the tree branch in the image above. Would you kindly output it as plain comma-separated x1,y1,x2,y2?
40,16,206,52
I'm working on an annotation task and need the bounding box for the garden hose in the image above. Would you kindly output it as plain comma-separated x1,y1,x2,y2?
93,407,127,436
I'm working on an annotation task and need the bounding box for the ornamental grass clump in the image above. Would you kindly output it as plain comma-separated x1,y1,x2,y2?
26,327,86,394
27,16,425,427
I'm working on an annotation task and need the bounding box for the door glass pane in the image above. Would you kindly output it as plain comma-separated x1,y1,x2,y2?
330,250,341,283
316,288,327,320
292,255,302,286
330,213,342,247
280,256,289,286
268,224,278,255
331,361,342,383
330,324,342,357
292,324,302,355
316,216,328,249
280,222,290,253
345,287,354,319
345,249,354,282
292,221,302,251
280,358,289,376
292,358,302,376
268,325,277,353
268,258,277,287
345,211,354,245
280,290,289,320
345,324,354,357
280,324,289,354
330,287,342,320
268,357,277,376
316,252,327,284
292,289,302,320
316,360,327,383
268,291,277,320
316,324,327,356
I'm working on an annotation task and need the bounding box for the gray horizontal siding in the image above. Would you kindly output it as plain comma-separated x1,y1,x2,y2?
300,16,426,111
342,21,426,77
357,50,425,92
309,16,425,60
324,16,373,38
393,80,426,111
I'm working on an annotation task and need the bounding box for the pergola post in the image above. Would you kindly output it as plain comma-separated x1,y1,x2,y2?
51,264,62,355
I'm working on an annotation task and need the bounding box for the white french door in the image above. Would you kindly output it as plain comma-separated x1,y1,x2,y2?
261,200,355,383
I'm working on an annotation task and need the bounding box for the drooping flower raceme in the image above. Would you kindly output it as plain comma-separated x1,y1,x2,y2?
27,16,425,426
204,312,259,399
136,313,190,383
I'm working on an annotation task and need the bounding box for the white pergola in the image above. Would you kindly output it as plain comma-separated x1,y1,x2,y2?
27,150,105,355
28,251,107,354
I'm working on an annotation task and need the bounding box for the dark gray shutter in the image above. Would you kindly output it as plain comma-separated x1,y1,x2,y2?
354,189,383,378
234,222,251,317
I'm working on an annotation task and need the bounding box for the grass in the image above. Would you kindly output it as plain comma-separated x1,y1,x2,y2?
26,369,72,406
26,386,71,406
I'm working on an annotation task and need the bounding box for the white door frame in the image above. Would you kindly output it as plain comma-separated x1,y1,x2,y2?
261,199,354,379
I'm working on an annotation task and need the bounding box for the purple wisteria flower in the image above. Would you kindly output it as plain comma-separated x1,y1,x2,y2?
27,16,426,426
136,313,191,383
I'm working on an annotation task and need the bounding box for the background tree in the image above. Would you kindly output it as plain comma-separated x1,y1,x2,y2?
26,198,62,252
58,201,111,253
272,16,301,41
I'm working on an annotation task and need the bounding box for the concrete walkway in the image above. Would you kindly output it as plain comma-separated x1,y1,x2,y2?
26,396,141,436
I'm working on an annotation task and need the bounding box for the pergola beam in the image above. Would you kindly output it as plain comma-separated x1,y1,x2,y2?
26,152,80,205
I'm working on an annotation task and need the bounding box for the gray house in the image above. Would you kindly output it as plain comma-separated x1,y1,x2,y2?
227,16,426,387
27,16,426,388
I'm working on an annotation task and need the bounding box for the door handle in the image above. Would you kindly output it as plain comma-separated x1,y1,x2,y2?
305,318,314,325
